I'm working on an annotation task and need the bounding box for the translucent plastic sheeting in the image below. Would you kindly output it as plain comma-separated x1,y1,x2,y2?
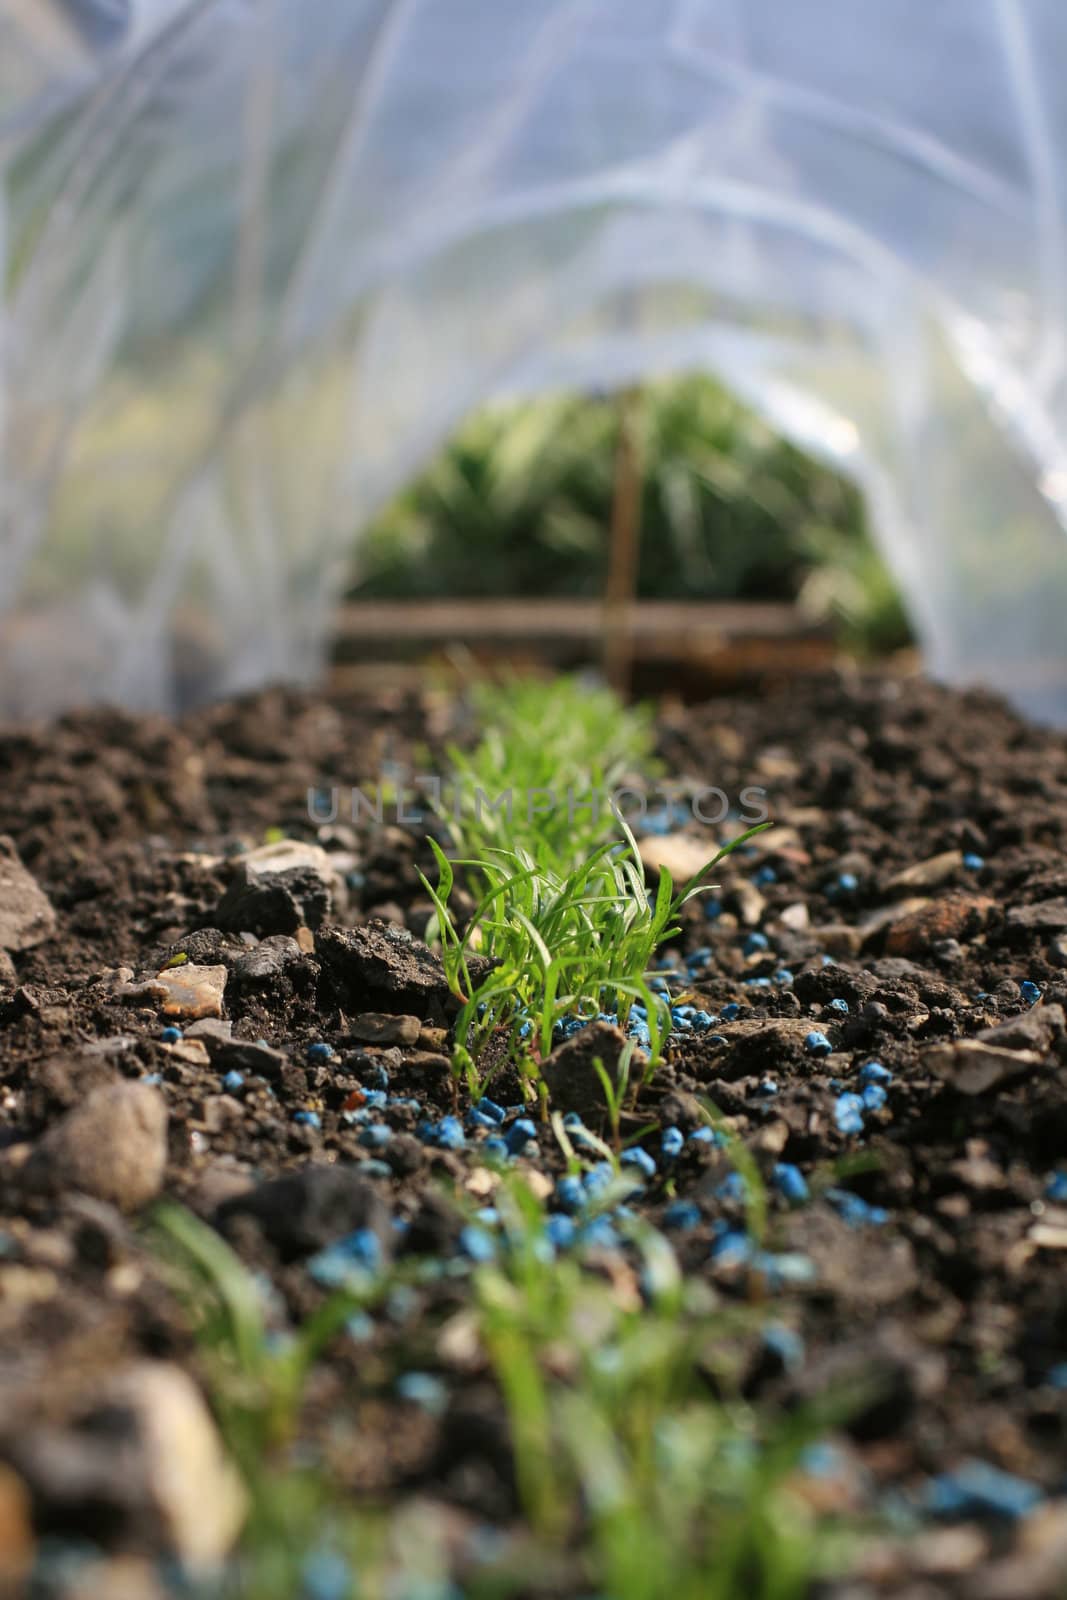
3,0,1067,719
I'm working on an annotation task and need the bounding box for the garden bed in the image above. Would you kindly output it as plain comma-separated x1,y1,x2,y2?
2,669,1067,1597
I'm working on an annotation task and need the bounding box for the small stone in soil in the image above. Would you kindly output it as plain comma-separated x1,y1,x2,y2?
883,893,995,957
346,1013,421,1047
976,1001,1064,1053
539,1021,641,1122
13,1363,247,1566
156,963,228,1021
924,1040,1044,1096
214,858,333,938
22,1082,168,1211
229,936,306,990
1007,899,1067,931
214,1165,390,1261
213,1042,287,1086
0,835,56,952
885,850,963,893
316,920,463,1018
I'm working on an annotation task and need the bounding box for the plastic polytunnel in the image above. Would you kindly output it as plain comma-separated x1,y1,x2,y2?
3,0,1067,719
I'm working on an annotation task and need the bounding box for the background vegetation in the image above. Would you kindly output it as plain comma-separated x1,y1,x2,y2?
353,375,912,656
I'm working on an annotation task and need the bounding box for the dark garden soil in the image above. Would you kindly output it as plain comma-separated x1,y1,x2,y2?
3,670,1067,1596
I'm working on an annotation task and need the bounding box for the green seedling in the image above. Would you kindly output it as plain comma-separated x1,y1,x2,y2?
149,1180,866,1600
150,1203,370,1466
149,1205,406,1599
471,1177,858,1600
422,818,768,1100
419,671,769,1099
443,672,658,872
592,1042,636,1152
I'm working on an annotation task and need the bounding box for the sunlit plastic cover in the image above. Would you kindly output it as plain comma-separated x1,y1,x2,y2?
3,0,1067,717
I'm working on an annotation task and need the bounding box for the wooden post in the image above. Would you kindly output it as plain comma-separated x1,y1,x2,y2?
602,387,644,694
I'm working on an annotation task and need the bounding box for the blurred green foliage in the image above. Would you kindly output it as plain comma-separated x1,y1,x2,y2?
353,376,911,654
